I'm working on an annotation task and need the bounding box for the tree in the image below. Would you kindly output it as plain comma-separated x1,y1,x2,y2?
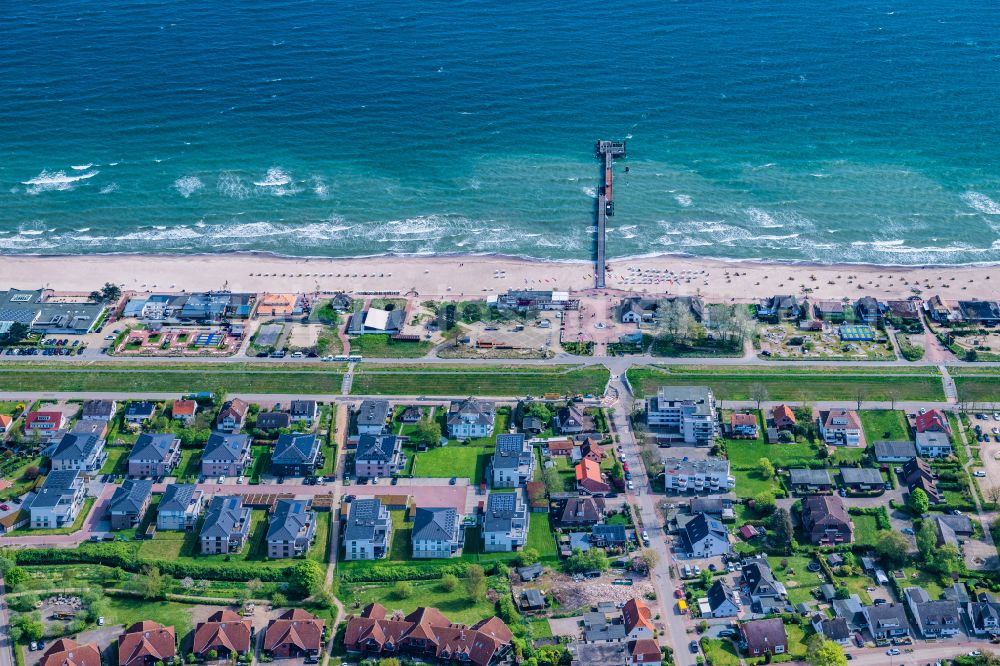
409,419,442,449
516,548,540,567
769,508,794,554
523,402,551,425
0,322,29,344
564,548,609,574
757,457,775,480
393,581,413,599
750,383,769,410
129,566,166,600
752,492,776,516
440,573,459,592
916,520,937,563
465,565,487,602
988,486,1000,507
699,570,712,587
289,560,325,597
908,488,929,515
271,591,288,607
873,531,911,568
806,637,847,666
637,549,659,572
543,466,563,495
12,612,45,642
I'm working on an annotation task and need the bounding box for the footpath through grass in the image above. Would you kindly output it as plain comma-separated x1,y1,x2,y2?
628,366,945,401
351,365,609,396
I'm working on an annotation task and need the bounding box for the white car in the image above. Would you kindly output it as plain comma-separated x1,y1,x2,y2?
975,470,987,477
627,480,634,490
217,475,225,484
237,476,245,484
98,616,105,626
693,565,702,575
970,651,983,657
886,648,900,656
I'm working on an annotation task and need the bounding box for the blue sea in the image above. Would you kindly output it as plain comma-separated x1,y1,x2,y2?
3,0,1000,265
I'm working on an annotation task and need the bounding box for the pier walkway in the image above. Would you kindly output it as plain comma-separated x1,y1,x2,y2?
595,140,625,289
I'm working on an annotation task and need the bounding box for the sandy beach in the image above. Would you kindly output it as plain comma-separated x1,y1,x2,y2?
2,252,999,303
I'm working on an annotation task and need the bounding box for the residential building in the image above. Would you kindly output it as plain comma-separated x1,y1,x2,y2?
271,433,322,477
958,300,1000,325
412,506,465,558
622,598,655,641
788,468,833,493
171,399,198,423
742,561,787,611
70,419,107,440
40,639,101,666
483,492,528,552
108,479,153,530
127,433,181,477
355,399,390,435
290,400,319,424
855,296,882,323
887,299,921,322
627,640,661,666
905,587,961,638
30,470,86,529
81,399,117,421
916,431,953,458
757,295,799,320
555,404,596,434
934,514,974,548
256,411,292,431
617,297,659,323
447,398,496,439
832,595,866,629
266,499,317,558
729,413,758,439
346,307,405,335
740,618,788,657
216,398,249,432
839,467,884,492
354,434,405,479
0,414,10,433
157,484,204,531
581,439,606,463
865,603,911,640
263,609,325,659
705,580,740,618
490,433,534,488
678,513,730,558
575,458,610,495
117,621,176,666
344,498,392,560
557,497,605,527
545,438,575,456
646,386,717,445
813,300,846,321
660,458,735,494
123,401,157,424
690,497,735,519
490,289,579,312
811,615,850,645
399,406,422,424
256,293,300,318
801,496,853,545
915,409,951,435
49,432,107,473
24,410,67,439
201,433,253,477
199,495,252,554
967,601,1000,636
873,440,917,462
903,457,942,503
582,610,627,643
0,288,106,335
818,409,863,446
344,604,512,666
592,524,628,548
771,404,797,430
193,610,252,659
158,291,255,323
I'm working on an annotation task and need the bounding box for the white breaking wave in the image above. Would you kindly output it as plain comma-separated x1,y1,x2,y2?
174,175,205,198
22,169,99,194
675,194,693,207
744,207,783,228
962,191,1000,215
582,187,596,198
217,172,252,200
254,167,292,187
71,163,94,171
100,183,119,194
311,176,329,199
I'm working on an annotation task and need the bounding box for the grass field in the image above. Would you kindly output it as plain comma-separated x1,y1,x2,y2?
350,335,433,358
701,638,741,666
411,445,490,482
953,376,1000,403
100,447,129,475
0,368,345,394
105,597,197,638
860,410,910,442
0,456,44,501
628,367,944,401
852,514,885,547
341,577,498,625
351,365,609,396
771,555,825,606
10,497,96,535
175,449,203,483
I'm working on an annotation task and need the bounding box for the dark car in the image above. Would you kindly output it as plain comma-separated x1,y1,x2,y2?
343,495,355,503
689,640,699,654
449,477,457,485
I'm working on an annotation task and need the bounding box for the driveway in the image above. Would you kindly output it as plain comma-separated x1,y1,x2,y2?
546,617,582,639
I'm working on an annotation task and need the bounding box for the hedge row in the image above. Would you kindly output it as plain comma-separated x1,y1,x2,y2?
338,561,501,583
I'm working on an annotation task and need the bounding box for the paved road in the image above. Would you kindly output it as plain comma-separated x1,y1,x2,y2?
0,575,13,666
846,640,980,666
607,375,695,666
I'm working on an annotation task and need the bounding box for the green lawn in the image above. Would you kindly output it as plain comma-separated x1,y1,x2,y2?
852,514,885,547
175,449,203,482
731,468,782,497
726,437,818,469
100,447,130,475
351,366,610,397
138,510,291,568
105,597,196,638
248,446,272,483
411,445,491,483
0,456,44,501
350,335,433,358
9,497,96,535
0,368,344,394
860,410,910,442
307,511,332,563
341,577,498,625
771,555,825,607
701,638,741,666
627,366,944,401
954,376,1000,402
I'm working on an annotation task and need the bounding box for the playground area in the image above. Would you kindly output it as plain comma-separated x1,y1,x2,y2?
759,322,894,361
115,326,243,356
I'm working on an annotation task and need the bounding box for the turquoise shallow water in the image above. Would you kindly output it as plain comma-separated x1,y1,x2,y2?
2,0,1000,264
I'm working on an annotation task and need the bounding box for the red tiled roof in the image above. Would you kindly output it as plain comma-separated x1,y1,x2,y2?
172,400,198,417
915,410,950,434
193,610,252,655
629,638,661,662
41,639,101,666
118,621,176,666
731,413,757,427
263,609,324,653
623,598,655,635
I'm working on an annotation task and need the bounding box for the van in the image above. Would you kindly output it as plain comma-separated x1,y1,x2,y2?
677,599,688,614
291,351,303,358
682,564,691,577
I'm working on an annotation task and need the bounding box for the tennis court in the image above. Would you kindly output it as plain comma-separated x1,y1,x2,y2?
194,332,223,347
839,324,876,341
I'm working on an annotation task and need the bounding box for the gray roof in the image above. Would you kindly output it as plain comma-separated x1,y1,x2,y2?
82,399,116,419
356,434,399,463
832,594,865,626
866,603,910,631
356,400,390,428
653,386,714,415
203,433,250,461
290,400,318,418
521,588,546,608
839,467,883,485
267,499,314,541
256,412,291,430
817,616,850,642
593,523,628,544
129,434,179,464
690,498,733,515
707,580,737,612
50,432,101,462
448,398,496,426
789,468,832,485
483,492,523,533
272,433,319,465
0,289,105,332
124,401,157,418
873,440,917,459
200,495,248,538
158,484,200,513
32,470,82,509
916,431,952,448
662,457,730,476
109,479,153,514
412,507,458,542
345,498,386,541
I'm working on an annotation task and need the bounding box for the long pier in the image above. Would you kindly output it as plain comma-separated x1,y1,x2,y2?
595,140,626,289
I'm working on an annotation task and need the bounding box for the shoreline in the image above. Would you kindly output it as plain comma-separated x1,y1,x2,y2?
2,251,999,302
